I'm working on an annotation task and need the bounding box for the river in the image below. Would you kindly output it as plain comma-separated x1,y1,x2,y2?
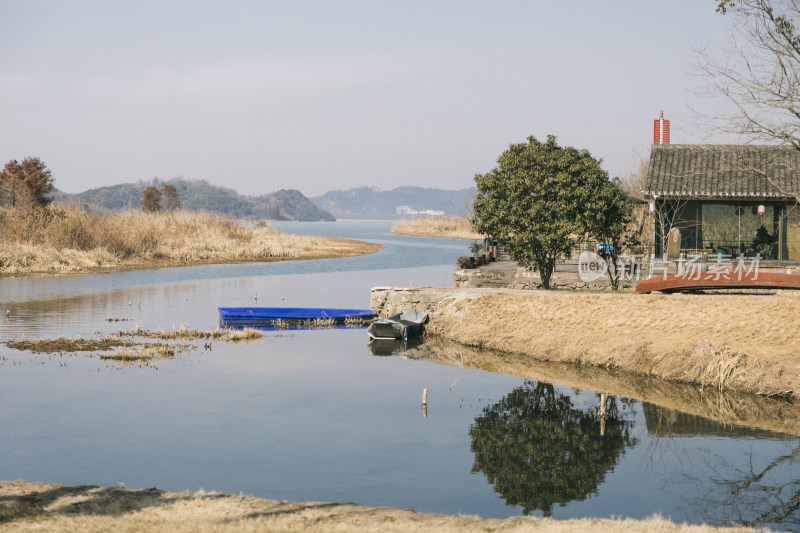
0,220,798,530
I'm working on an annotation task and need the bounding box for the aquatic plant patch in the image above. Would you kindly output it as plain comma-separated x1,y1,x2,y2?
6,336,132,353
4,326,263,368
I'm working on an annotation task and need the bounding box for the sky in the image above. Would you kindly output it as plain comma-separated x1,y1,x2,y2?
0,1,738,197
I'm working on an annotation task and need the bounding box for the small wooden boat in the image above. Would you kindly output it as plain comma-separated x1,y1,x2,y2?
219,307,376,326
635,271,800,294
367,311,428,340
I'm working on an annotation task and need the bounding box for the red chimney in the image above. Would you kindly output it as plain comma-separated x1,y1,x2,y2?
654,111,670,144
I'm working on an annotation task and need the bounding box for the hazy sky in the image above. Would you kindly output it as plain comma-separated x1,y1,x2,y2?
1,1,736,197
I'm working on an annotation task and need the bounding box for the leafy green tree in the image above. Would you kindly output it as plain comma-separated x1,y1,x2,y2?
585,178,635,289
140,186,162,212
0,157,54,208
472,135,617,289
162,184,180,210
469,381,637,517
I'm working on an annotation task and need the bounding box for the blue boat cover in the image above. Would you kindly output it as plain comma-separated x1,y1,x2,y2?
218,307,376,321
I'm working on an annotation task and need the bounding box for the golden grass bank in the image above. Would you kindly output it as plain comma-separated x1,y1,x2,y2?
370,286,800,400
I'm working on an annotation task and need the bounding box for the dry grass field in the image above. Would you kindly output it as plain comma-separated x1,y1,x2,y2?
0,206,382,276
391,215,482,240
0,480,765,533
416,289,800,399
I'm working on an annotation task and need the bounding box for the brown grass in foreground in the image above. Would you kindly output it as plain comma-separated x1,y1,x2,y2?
0,480,763,533
0,206,382,276
391,215,482,240
424,289,800,399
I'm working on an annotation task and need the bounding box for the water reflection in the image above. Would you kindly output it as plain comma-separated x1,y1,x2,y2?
405,337,800,438
643,403,796,440
688,444,800,528
469,380,637,516
642,402,800,529
367,337,423,356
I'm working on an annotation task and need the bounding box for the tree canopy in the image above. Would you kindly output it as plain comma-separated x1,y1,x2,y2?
471,135,631,289
0,157,54,208
162,184,181,211
140,186,162,212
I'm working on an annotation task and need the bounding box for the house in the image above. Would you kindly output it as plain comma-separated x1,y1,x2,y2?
644,143,800,261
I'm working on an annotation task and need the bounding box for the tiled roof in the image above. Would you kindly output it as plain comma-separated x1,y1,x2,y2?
644,144,800,199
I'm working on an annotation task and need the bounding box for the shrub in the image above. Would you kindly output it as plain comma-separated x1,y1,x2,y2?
457,256,476,269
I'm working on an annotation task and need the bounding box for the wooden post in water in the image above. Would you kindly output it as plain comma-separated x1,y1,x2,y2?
599,392,606,437
422,388,429,418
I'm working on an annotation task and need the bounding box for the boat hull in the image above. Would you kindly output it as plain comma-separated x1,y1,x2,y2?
219,307,376,326
366,312,428,339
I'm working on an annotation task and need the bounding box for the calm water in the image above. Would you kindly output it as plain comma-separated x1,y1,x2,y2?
1,221,798,529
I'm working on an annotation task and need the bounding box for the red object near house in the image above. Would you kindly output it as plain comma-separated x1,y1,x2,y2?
653,111,670,144
635,271,800,294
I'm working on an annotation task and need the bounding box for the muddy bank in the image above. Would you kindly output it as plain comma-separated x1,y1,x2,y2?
370,287,800,400
0,480,761,532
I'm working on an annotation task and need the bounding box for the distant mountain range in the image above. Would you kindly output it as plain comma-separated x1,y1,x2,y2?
312,186,475,219
52,178,335,221
51,180,475,221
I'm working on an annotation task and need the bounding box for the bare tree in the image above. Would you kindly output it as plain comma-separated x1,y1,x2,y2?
699,0,800,200
621,153,650,201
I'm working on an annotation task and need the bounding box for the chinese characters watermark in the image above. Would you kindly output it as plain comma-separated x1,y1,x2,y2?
578,251,761,283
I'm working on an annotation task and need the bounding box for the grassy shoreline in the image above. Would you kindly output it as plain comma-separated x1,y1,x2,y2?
426,289,800,400
0,206,382,277
0,480,763,532
371,286,800,400
391,215,481,240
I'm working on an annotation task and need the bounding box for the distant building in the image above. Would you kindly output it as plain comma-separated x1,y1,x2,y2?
396,206,445,216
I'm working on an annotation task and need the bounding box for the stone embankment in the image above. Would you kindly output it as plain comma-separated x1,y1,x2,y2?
370,286,800,400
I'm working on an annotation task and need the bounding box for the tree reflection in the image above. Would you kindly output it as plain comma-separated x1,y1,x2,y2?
681,443,800,529
469,380,636,516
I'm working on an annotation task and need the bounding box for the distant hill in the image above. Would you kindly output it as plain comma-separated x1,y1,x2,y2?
52,178,335,221
312,186,475,220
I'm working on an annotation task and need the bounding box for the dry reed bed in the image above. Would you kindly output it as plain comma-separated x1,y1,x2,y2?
391,215,481,240
408,337,800,437
4,327,263,366
0,480,763,533
0,206,382,276
426,290,800,399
